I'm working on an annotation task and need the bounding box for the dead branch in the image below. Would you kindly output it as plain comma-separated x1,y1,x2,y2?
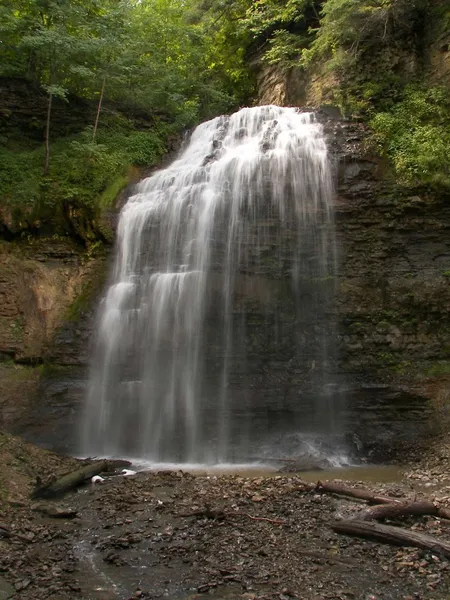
315,480,399,505
354,501,448,522
313,481,450,520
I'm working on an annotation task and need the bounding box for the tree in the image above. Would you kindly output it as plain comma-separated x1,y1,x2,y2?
6,1,102,172
0,0,256,238
303,0,428,68
19,6,71,174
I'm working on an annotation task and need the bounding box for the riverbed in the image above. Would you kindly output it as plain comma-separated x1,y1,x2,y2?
1,433,450,600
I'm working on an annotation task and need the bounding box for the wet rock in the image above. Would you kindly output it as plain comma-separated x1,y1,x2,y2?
14,579,31,591
0,577,15,600
32,505,78,519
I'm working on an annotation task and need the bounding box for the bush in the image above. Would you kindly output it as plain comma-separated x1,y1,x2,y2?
370,86,450,187
0,120,169,235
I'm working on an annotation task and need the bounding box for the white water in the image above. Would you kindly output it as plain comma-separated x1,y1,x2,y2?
83,105,339,464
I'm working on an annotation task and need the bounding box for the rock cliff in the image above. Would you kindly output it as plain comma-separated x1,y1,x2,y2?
1,69,449,460
0,238,106,449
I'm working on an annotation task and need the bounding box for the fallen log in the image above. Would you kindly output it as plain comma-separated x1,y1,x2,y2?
355,501,450,522
315,481,400,505
31,460,109,499
313,481,450,520
332,519,450,558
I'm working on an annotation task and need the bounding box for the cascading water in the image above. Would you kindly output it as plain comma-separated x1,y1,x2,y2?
83,105,340,464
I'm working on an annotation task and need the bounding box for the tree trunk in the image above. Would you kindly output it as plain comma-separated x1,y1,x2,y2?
44,91,53,176
92,76,106,143
332,520,450,558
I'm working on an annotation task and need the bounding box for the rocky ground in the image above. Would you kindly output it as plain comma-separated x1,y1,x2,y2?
0,433,450,600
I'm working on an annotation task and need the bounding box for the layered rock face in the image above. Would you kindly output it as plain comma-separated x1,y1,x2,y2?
252,43,450,440
0,239,105,448
324,119,450,378
326,117,450,455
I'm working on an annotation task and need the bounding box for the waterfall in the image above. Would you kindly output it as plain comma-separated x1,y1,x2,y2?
82,105,339,464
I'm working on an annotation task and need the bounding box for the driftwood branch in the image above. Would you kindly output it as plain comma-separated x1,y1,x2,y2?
313,481,450,521
315,481,400,505
332,520,450,558
314,480,450,558
355,501,450,522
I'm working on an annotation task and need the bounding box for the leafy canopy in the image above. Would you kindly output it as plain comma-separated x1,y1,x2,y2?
0,0,255,238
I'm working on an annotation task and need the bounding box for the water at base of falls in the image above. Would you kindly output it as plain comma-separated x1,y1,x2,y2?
82,105,341,465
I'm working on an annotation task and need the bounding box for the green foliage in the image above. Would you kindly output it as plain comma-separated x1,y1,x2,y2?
0,0,256,240
96,128,166,168
244,0,313,36
370,86,450,187
264,30,309,67
303,0,427,67
2,0,245,122
99,176,128,209
194,0,315,71
188,0,255,107
0,146,42,213
0,120,168,232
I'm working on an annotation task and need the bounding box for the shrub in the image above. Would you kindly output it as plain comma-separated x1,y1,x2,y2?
370,86,450,187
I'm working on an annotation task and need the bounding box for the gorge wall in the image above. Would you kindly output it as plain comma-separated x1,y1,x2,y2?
251,17,450,387
1,110,448,460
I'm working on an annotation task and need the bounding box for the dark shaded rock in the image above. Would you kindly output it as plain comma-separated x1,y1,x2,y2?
0,576,15,599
